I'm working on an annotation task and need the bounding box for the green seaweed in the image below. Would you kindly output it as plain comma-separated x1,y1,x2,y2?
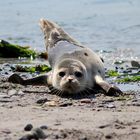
0,40,37,58
107,69,140,83
106,70,120,77
35,65,51,72
116,75,140,83
15,65,51,73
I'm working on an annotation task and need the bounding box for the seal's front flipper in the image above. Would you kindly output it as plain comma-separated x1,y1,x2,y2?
8,74,24,85
94,75,123,96
8,74,49,86
39,18,84,50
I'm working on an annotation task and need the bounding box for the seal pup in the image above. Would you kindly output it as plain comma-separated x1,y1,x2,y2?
8,19,122,95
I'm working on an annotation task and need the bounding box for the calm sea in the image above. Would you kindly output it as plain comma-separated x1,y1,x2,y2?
0,0,140,60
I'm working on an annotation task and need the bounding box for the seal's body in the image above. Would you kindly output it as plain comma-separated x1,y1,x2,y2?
49,41,104,77
8,19,122,95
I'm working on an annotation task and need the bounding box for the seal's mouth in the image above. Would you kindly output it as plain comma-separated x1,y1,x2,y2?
61,83,81,94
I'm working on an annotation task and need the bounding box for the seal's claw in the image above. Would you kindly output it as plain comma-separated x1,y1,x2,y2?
106,86,123,96
8,74,24,85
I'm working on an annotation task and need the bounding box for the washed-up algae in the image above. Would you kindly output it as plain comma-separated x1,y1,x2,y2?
0,40,37,58
107,69,140,83
14,65,51,73
106,70,120,77
117,75,140,83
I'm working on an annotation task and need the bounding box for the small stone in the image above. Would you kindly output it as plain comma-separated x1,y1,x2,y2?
5,72,9,75
122,70,132,73
132,102,140,106
97,109,101,111
106,103,115,108
79,136,88,140
132,126,137,129
115,66,118,70
43,100,58,107
59,102,72,107
1,128,11,134
19,134,33,140
19,138,28,140
98,124,110,129
60,132,67,139
24,124,33,131
32,128,47,139
105,134,112,139
80,99,91,104
19,138,29,140
36,98,48,104
8,89,17,96
40,125,48,130
131,60,140,68
18,90,25,95
97,104,104,108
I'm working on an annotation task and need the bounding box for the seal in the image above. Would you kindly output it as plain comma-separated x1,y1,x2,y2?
8,19,122,95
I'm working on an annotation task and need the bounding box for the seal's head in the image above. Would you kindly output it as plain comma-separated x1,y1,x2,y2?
52,58,88,94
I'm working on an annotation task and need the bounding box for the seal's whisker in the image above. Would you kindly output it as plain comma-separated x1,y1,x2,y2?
56,90,61,96
59,90,63,97
50,88,58,94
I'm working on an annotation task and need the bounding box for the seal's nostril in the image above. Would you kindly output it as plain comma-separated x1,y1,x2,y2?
68,79,72,83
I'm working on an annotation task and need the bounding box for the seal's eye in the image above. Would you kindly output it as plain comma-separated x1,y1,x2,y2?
74,71,83,78
59,72,65,77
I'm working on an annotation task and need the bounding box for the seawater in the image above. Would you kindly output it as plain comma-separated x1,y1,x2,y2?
0,0,140,59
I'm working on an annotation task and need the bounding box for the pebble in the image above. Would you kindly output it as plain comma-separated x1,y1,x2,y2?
98,124,110,129
19,128,47,140
132,126,138,129
19,134,33,140
79,136,88,140
105,103,116,108
40,125,48,130
80,99,91,104
8,89,17,96
105,134,112,139
5,72,9,75
36,98,48,104
1,128,11,134
59,101,72,107
32,128,47,139
115,66,118,70
18,90,25,96
43,100,58,107
122,70,132,73
24,124,33,131
60,132,67,139
97,104,104,108
131,60,140,68
132,102,140,106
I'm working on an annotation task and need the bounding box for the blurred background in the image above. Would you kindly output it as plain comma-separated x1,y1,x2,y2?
0,0,140,60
